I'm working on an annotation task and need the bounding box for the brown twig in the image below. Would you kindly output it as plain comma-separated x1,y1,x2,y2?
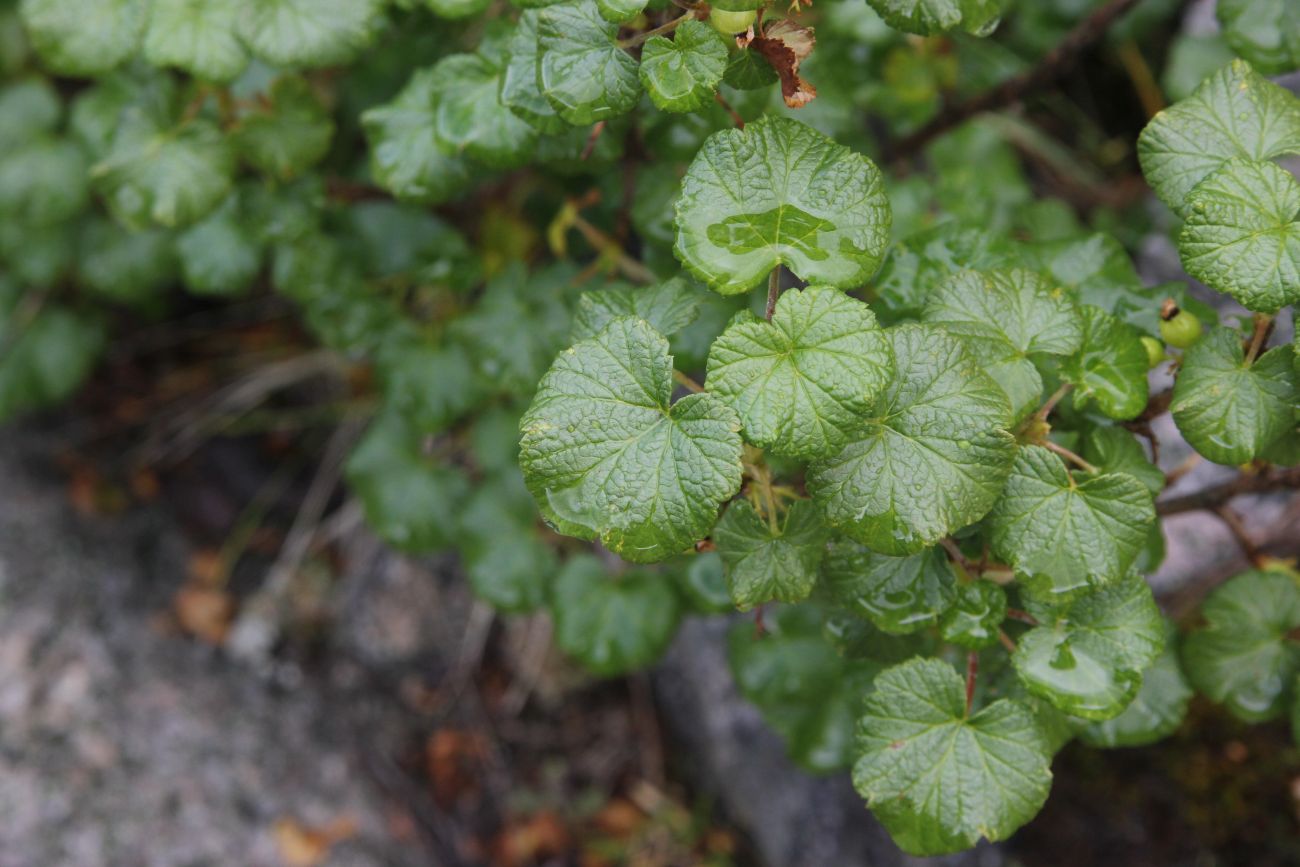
1045,439,1100,474
672,369,705,393
616,12,694,48
1212,506,1266,568
1245,313,1274,365
714,91,746,129
1006,608,1040,626
1034,382,1073,424
886,0,1146,162
998,630,1018,654
1157,467,1300,516
766,267,782,320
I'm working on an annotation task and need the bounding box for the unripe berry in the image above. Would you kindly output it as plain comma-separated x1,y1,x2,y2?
1159,309,1202,349
709,8,757,34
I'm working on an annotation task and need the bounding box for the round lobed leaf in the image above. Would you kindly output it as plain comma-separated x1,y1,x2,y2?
674,116,892,295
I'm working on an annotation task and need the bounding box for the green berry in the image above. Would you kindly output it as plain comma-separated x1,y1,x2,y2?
1159,309,1203,349
709,8,756,34
1140,336,1166,368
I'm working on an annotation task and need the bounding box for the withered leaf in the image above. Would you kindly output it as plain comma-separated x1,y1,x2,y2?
751,18,816,108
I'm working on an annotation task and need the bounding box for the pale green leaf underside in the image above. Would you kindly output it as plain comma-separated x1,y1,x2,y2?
706,286,894,459
1171,326,1298,465
143,0,248,82
238,0,385,68
551,554,681,675
639,20,727,113
822,540,957,634
853,658,1052,856
674,116,892,295
1138,59,1300,216
1080,621,1192,748
20,0,144,77
571,274,705,342
519,316,743,563
1217,0,1300,76
1012,573,1164,720
538,0,642,125
1179,158,1300,313
865,0,1005,36
713,499,828,610
808,323,1015,556
988,445,1154,598
1183,569,1300,722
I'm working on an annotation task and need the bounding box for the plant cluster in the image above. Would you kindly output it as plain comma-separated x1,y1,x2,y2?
2,0,1300,855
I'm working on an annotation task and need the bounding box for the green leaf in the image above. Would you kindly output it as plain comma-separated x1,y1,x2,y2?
865,0,1006,36
176,194,263,297
77,218,178,307
92,110,236,229
0,219,74,286
571,275,705,342
550,554,681,675
1138,60,1300,216
0,79,61,150
232,76,335,180
924,268,1083,358
1183,568,1300,721
537,0,642,125
0,282,105,421
729,605,884,772
361,68,475,204
500,11,566,134
143,0,249,82
0,137,89,227
431,52,538,169
1171,326,1298,465
705,286,893,459
677,550,732,613
1012,573,1164,720
20,0,145,77
464,530,557,612
1179,158,1300,313
871,221,1016,323
1080,621,1192,748
238,0,385,68
714,500,828,610
1021,233,1164,335
451,263,574,396
1061,305,1149,421
807,324,1016,555
639,20,727,113
852,657,1052,856
1216,0,1300,77
596,0,644,22
519,316,743,563
1080,425,1164,496
345,410,471,553
988,445,1155,598
459,477,556,612
939,581,1007,650
376,336,483,433
822,540,958,634
723,48,777,90
675,117,891,295
424,0,492,18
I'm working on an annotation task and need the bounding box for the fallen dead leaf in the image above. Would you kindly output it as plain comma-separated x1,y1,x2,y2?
273,815,359,867
173,583,234,645
492,811,570,867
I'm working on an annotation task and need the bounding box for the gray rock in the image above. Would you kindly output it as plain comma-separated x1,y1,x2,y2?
0,431,423,867
653,617,1002,867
